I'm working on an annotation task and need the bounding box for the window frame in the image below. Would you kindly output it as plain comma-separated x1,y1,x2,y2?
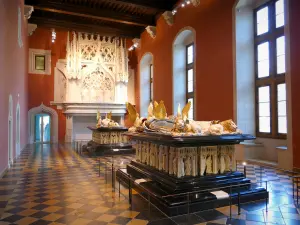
186,43,195,119
254,0,286,139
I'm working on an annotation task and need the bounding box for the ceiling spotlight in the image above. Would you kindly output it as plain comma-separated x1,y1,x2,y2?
172,9,177,15
181,3,185,7
186,0,191,4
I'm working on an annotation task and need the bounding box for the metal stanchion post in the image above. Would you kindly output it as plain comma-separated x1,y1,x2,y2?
98,157,100,177
238,185,241,215
187,193,190,215
265,181,268,212
128,175,132,204
148,190,151,214
112,164,115,191
293,177,295,200
105,159,107,183
260,166,263,183
119,178,121,198
229,186,232,220
243,163,247,178
296,177,299,205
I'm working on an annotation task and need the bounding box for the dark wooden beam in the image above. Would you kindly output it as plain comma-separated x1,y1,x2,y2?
30,16,142,38
28,1,154,27
112,0,176,11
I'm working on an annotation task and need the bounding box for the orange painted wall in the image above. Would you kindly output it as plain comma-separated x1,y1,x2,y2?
28,28,67,142
289,0,300,168
134,0,236,120
0,0,28,173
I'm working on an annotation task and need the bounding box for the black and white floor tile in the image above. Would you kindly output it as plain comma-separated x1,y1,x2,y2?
0,143,299,225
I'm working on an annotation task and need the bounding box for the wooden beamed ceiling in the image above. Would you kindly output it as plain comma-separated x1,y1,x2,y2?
25,0,178,38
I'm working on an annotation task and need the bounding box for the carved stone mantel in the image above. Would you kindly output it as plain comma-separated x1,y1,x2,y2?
50,101,127,116
51,101,127,142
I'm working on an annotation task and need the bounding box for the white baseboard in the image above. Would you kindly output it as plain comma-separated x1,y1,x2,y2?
0,144,29,178
0,167,8,178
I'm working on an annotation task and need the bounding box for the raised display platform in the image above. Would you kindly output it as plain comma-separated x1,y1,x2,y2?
116,132,268,216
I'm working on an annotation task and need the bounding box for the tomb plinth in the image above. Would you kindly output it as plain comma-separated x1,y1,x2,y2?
117,132,268,216
86,126,135,156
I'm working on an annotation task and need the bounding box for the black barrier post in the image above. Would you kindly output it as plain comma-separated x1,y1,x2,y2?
148,190,151,215
112,164,115,191
98,157,100,177
128,175,132,204
265,181,268,212
238,185,241,215
293,177,295,200
105,160,107,183
119,179,121,198
261,166,263,184
296,177,299,205
229,186,232,220
187,192,190,215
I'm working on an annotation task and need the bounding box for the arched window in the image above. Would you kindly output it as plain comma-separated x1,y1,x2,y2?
140,53,153,117
173,28,195,119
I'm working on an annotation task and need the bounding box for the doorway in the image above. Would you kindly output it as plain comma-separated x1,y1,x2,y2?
8,95,13,168
35,114,51,143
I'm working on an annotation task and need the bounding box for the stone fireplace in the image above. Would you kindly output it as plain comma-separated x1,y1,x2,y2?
51,102,126,142
50,32,134,142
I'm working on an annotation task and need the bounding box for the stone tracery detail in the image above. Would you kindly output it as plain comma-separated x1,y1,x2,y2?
61,31,129,103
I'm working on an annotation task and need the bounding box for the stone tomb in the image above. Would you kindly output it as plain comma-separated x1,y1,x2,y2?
117,133,268,216
86,127,135,156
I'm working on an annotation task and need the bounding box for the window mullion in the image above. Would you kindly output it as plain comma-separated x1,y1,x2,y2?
271,82,277,137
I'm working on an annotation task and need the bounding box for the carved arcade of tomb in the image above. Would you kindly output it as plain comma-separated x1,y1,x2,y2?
135,142,236,178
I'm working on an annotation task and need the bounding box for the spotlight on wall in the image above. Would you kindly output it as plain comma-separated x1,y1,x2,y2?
51,29,56,43
186,0,191,4
172,9,177,15
181,3,185,7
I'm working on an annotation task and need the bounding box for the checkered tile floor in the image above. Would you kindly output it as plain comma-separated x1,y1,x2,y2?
0,143,300,225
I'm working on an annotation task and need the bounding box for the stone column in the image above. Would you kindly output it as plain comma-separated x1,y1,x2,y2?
65,116,73,142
